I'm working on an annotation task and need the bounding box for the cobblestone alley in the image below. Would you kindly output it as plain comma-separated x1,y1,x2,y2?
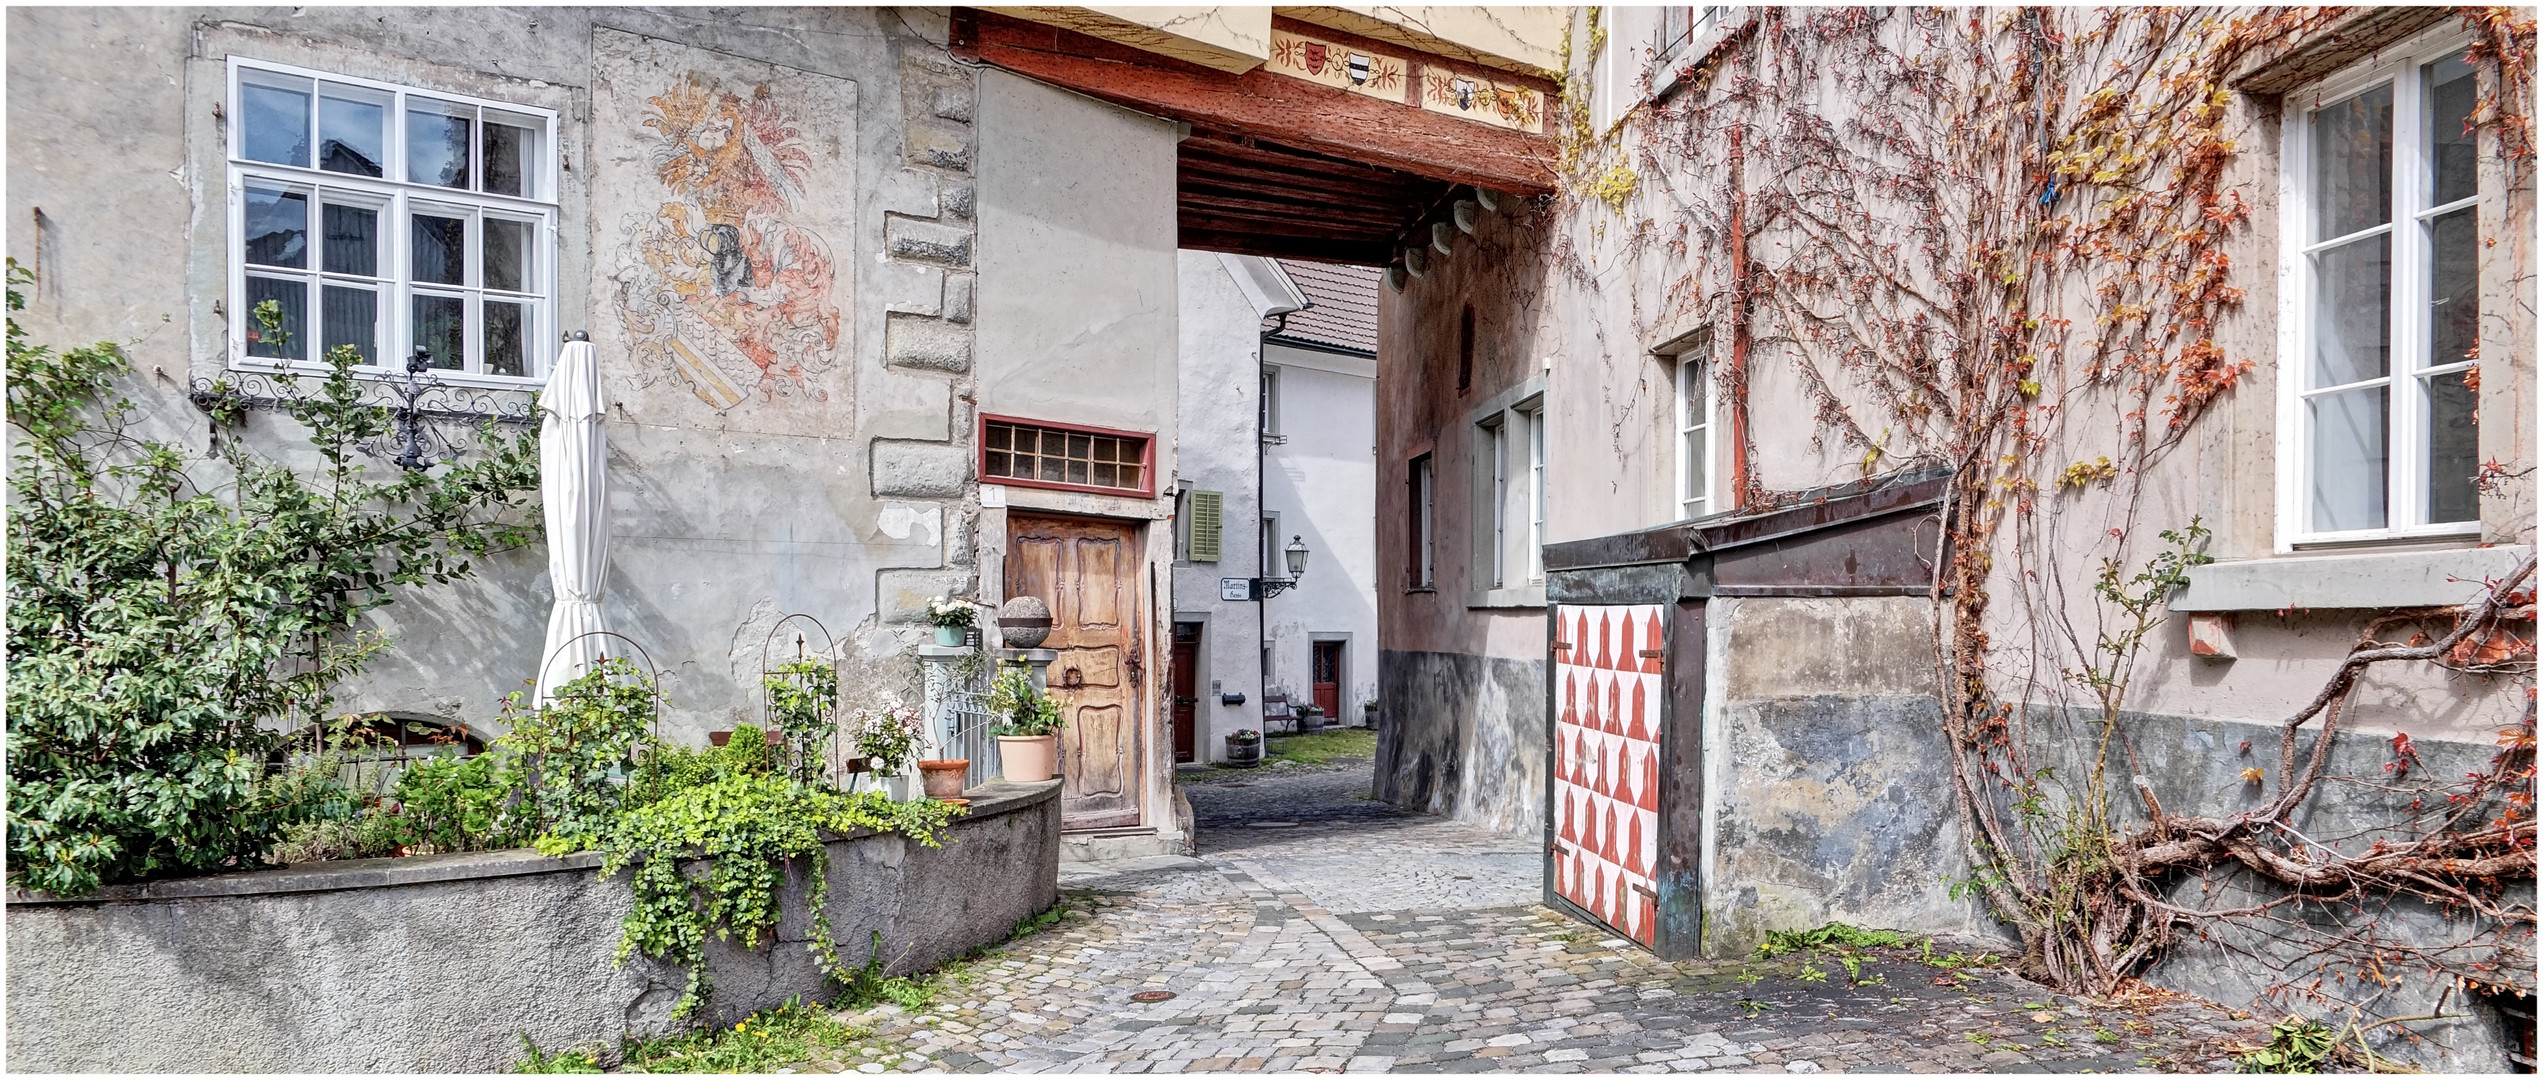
814,760,2269,1074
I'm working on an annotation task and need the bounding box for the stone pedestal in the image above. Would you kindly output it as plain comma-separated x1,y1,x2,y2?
1000,648,1057,693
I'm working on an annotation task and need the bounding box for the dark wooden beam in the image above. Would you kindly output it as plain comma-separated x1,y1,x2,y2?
1178,211,1392,242
1177,189,1414,228
953,8,1555,195
1176,228,1395,265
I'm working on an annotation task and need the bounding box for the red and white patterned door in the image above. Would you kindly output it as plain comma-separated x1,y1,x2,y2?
1551,603,1666,946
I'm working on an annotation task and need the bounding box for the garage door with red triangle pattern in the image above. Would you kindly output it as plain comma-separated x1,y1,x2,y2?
1551,603,1666,947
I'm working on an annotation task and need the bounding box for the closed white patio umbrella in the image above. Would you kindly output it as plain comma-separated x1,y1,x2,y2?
535,332,612,702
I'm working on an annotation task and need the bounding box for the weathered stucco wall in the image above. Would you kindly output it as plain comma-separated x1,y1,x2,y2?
1701,597,2000,956
1375,648,1546,836
5,7,1181,747
5,781,1061,1073
1262,341,1380,721
1172,251,1268,761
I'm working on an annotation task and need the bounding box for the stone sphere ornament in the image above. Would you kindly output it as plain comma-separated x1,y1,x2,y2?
997,595,1054,649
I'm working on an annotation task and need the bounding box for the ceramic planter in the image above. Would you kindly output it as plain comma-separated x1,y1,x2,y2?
934,625,965,646
1223,736,1263,767
918,758,970,801
996,734,1059,783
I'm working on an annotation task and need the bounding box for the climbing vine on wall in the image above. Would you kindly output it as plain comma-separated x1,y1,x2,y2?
1554,5,2539,1005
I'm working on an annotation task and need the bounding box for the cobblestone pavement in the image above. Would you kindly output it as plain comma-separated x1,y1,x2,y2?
805,762,2268,1074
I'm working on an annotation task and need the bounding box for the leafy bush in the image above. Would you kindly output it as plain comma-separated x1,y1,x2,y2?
4,267,539,896
501,657,662,853
616,998,859,1074
391,751,527,854
2235,1016,2336,1073
764,657,841,783
985,663,1064,737
1756,922,1907,958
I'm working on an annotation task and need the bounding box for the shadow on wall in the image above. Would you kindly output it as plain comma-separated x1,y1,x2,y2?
1375,649,1547,836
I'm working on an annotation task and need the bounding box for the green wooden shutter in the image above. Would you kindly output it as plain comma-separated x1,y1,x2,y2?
1189,490,1223,562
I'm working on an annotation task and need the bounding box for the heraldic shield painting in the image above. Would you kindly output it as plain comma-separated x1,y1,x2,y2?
594,31,854,414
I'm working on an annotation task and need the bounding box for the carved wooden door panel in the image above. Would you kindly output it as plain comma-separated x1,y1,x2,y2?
1550,603,1666,947
1007,514,1144,829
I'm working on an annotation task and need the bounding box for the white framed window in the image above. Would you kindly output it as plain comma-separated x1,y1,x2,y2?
1524,399,1546,582
2277,28,2482,547
228,57,558,384
1260,367,1280,436
1408,453,1435,589
1483,414,1509,587
1675,344,1715,520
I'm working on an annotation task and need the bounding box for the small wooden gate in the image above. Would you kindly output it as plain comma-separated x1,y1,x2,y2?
1549,603,1667,947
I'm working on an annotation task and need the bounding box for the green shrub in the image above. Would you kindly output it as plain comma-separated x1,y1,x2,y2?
4,267,539,896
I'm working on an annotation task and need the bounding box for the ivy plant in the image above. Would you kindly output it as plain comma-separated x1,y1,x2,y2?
4,267,540,896
592,723,961,1019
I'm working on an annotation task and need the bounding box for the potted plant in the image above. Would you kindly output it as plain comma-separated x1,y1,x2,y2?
918,758,971,803
1295,703,1326,734
844,703,927,801
986,663,1065,784
1223,728,1263,767
926,594,978,647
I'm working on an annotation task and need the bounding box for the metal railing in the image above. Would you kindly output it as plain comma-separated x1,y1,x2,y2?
940,690,1002,790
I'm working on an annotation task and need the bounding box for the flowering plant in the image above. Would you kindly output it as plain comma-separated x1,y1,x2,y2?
1227,728,1262,745
924,595,978,630
845,704,927,776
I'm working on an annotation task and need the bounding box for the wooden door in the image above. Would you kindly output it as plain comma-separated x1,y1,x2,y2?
1170,624,1200,764
1007,515,1145,829
1311,641,1342,717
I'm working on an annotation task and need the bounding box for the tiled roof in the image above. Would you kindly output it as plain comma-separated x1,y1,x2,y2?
1267,259,1380,356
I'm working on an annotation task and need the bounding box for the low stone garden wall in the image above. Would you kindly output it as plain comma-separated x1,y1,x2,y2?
5,780,1061,1073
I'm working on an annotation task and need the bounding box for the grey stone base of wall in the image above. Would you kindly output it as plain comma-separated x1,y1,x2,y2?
5,780,1061,1073
1709,698,2531,1072
1375,648,1547,837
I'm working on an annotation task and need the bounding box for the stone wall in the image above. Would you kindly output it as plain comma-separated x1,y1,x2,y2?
4,781,1060,1073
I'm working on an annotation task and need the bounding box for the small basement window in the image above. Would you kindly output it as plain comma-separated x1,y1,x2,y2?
2474,984,2537,1073
981,416,1154,497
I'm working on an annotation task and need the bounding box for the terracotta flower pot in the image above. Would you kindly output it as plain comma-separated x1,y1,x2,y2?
996,734,1059,783
918,759,970,800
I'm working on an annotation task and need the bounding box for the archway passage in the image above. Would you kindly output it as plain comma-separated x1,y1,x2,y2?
952,6,1558,266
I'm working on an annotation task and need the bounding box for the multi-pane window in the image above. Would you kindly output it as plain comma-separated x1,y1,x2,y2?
229,59,555,380
1484,416,1509,587
1523,401,1547,583
982,418,1153,496
1408,454,1435,589
1676,346,1714,519
1478,400,1546,589
2284,33,2482,542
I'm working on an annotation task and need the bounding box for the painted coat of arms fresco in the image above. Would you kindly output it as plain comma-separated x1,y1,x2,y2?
595,33,855,413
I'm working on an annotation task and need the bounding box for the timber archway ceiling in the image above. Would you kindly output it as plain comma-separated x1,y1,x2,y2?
952,7,1559,266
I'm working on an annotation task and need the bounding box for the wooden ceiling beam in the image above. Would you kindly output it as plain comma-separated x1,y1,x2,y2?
1178,211,1393,242
1176,228,1396,266
1177,160,1426,205
1178,192,1412,229
954,8,1555,195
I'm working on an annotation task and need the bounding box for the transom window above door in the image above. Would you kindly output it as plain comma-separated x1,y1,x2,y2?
228,58,558,383
2280,30,2483,545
